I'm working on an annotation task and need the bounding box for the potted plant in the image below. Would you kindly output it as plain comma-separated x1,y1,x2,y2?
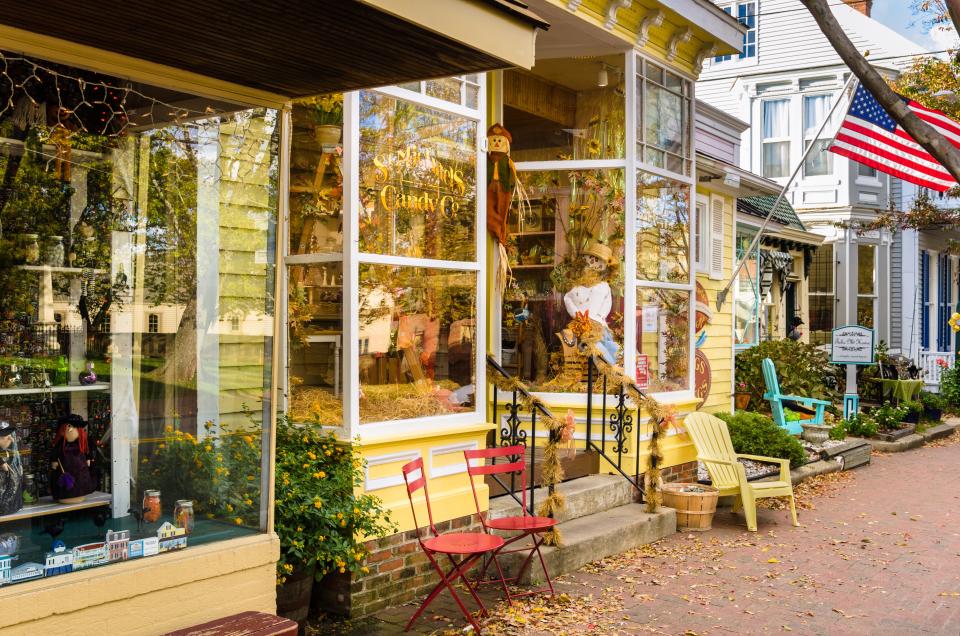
734,381,751,410
901,399,922,425
919,390,946,422
274,415,395,624
313,94,343,146
870,403,913,441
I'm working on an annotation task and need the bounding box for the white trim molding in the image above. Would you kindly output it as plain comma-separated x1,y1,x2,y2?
364,450,421,491
429,442,480,479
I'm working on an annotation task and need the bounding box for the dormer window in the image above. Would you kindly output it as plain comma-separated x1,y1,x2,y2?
714,1,758,63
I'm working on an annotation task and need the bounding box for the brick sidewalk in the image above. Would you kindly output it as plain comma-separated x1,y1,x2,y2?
319,435,960,635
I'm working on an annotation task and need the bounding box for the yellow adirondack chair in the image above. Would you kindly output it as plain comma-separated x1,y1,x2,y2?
683,412,799,532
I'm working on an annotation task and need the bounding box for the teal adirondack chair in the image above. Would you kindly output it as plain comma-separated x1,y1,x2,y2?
762,358,829,435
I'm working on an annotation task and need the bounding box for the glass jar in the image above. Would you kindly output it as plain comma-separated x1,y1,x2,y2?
22,234,40,265
173,499,194,534
143,489,161,523
44,236,65,268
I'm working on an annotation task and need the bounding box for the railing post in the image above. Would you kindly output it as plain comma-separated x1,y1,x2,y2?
529,408,536,516
491,384,498,454
586,357,594,450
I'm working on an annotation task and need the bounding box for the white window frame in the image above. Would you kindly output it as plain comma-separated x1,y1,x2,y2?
694,195,709,273
712,1,759,67
801,92,836,180
808,242,835,346
281,76,487,439
494,51,697,403
761,97,790,180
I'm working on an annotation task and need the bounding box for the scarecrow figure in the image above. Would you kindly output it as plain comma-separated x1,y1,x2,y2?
486,123,522,293
562,242,620,364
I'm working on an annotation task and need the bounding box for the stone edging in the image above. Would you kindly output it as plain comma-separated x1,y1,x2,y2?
787,419,960,485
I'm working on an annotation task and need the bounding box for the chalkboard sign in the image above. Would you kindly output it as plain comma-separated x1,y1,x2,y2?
830,325,875,365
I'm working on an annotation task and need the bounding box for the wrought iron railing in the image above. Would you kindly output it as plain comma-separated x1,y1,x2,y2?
585,355,646,497
487,355,559,515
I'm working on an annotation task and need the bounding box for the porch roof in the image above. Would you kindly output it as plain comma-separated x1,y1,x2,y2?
737,195,805,232
0,0,547,101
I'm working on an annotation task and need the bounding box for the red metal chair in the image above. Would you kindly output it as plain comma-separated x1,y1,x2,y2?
401,457,505,634
463,445,557,601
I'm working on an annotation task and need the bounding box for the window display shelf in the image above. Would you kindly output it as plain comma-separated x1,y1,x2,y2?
511,264,554,270
17,265,107,276
509,230,555,237
0,491,110,523
0,383,110,397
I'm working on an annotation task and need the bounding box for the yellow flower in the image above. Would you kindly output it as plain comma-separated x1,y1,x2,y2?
307,451,317,460
340,519,346,527
353,507,360,515
302,463,310,469
336,512,343,519
158,443,165,450
247,475,255,481
296,526,303,532
165,425,173,433
244,498,253,505
360,566,369,574
243,435,253,444
205,445,213,452
325,450,332,456
313,471,326,479
313,498,322,509
354,553,362,561
226,504,234,512
587,139,601,155
283,563,293,573
234,518,243,525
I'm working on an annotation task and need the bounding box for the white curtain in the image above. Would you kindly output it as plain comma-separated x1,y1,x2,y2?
804,94,832,137
762,100,789,139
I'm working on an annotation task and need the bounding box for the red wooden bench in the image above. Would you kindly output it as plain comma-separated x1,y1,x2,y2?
164,611,298,636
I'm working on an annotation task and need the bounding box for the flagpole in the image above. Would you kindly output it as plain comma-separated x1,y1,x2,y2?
715,71,861,311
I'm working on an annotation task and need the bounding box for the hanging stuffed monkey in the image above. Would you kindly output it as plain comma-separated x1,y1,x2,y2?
486,123,521,293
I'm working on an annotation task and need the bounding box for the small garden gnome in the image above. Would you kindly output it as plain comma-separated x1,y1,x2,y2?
487,123,519,293
0,420,23,515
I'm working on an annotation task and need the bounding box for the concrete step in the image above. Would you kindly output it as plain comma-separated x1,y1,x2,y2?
497,503,676,584
488,474,637,524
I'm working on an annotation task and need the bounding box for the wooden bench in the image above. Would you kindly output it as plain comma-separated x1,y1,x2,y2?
164,611,298,636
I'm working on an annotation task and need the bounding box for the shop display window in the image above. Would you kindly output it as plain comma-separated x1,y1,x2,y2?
0,51,274,586
358,91,477,262
358,265,477,422
500,169,625,392
635,288,690,392
637,58,692,176
636,172,691,284
503,56,626,162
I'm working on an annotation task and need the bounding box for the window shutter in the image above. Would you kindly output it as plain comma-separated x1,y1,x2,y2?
709,196,725,280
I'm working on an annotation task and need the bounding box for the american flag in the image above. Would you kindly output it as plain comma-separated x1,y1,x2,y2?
829,83,959,192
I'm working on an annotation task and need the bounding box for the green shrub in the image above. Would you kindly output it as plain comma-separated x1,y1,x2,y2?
734,340,840,412
715,410,808,468
870,404,908,431
275,416,396,585
940,360,960,412
829,421,847,441
843,413,878,438
919,390,947,421
782,408,802,422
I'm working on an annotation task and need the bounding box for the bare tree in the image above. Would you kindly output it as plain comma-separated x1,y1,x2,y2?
801,0,960,182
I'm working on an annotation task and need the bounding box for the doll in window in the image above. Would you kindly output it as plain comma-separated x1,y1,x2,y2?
0,420,23,515
50,414,96,503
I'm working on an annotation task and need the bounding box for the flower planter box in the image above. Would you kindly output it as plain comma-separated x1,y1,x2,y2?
734,392,750,410
924,407,943,422
873,424,916,442
662,482,719,531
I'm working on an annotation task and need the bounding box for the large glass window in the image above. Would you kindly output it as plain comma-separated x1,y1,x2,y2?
762,100,790,178
356,87,480,422
636,174,690,283
503,56,625,162
358,92,477,262
500,169,626,392
636,288,689,392
714,2,758,63
0,51,276,586
809,244,835,345
803,94,833,177
734,226,761,346
857,244,876,329
638,59,692,175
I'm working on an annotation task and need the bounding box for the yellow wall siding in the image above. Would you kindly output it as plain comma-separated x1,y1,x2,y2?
356,425,494,533
695,187,735,415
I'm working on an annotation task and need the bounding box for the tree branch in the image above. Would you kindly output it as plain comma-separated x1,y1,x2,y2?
802,0,960,183
946,0,960,41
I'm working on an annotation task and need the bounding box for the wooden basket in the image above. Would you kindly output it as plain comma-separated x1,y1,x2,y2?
661,482,720,531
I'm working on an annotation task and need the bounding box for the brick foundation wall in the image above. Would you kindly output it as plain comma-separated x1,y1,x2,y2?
314,512,483,618
660,460,699,484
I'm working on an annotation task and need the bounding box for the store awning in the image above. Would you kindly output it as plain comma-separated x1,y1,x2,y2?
0,0,547,103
